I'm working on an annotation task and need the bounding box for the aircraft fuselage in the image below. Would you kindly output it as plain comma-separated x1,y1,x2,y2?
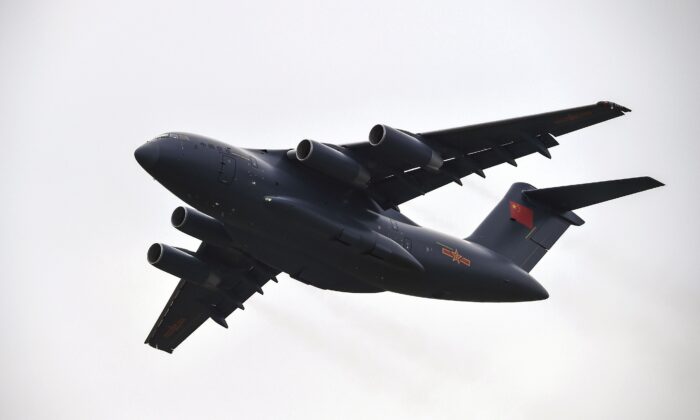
136,132,548,302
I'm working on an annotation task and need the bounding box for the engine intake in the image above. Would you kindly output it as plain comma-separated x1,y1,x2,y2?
171,206,231,247
369,124,443,171
147,243,212,284
295,139,370,188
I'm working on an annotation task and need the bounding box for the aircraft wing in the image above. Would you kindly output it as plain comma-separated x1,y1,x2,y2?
145,243,278,353
342,101,630,209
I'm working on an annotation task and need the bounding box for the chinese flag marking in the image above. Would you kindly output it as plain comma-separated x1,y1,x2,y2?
509,200,534,229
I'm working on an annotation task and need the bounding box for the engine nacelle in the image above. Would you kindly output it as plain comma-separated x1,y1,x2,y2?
295,139,370,188
147,243,212,284
369,124,443,171
171,206,231,247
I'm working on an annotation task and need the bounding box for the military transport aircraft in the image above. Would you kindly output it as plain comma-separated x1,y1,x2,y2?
135,101,662,353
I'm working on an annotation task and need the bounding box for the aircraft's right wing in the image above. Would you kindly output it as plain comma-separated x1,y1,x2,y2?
341,101,631,209
145,243,279,353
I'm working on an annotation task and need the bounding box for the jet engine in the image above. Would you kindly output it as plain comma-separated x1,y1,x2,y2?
369,124,443,171
171,206,231,247
295,139,370,188
147,243,212,284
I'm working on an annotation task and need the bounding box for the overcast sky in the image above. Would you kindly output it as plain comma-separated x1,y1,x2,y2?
1,0,698,419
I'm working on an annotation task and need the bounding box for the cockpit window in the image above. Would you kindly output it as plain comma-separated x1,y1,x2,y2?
153,133,181,140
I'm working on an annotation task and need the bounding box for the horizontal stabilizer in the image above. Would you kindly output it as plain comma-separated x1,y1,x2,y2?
523,177,664,212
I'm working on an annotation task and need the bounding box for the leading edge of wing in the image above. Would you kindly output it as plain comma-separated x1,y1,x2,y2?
418,101,630,148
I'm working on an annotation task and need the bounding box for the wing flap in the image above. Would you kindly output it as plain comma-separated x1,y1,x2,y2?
145,279,226,353
369,132,561,208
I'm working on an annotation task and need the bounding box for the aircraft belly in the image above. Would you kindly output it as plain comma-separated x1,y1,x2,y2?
222,193,543,301
226,224,384,293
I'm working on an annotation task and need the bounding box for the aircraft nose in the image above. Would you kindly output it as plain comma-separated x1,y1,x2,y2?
135,141,160,170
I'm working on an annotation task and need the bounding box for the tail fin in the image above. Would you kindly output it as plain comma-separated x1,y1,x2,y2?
466,177,663,272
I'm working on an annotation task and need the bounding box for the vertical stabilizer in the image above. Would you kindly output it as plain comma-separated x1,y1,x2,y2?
466,177,663,272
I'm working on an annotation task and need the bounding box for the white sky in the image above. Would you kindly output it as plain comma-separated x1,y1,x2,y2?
1,1,698,419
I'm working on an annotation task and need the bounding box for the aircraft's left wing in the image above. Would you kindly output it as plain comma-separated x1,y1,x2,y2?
145,243,278,353
340,101,630,209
